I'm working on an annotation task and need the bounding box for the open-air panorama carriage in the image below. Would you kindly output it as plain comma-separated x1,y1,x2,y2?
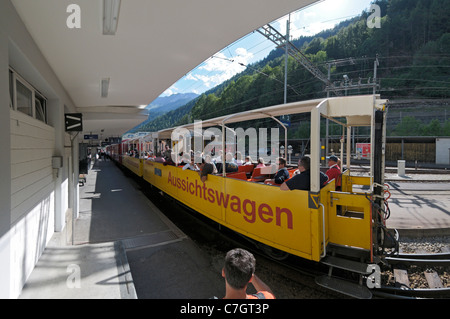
107,95,394,298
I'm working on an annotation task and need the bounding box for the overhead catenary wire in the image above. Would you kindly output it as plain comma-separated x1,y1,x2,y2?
182,57,450,121
168,58,449,122
172,7,379,97
211,55,302,96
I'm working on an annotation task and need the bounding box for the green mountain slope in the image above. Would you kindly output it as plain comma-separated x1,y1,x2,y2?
135,0,450,135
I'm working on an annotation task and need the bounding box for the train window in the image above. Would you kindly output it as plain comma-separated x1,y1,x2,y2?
337,206,364,219
16,80,33,117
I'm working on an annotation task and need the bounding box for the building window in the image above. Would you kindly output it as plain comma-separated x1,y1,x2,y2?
9,70,14,109
16,80,33,117
35,92,47,123
9,68,48,124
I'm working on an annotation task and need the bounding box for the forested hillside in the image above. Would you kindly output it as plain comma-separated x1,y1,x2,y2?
128,93,198,133
137,0,450,134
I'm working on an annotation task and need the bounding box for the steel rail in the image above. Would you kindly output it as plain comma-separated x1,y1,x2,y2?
385,256,450,267
394,252,450,260
373,285,450,299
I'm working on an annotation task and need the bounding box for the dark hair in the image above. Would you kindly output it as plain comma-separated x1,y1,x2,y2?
328,155,338,162
278,157,286,166
298,156,310,170
223,248,255,289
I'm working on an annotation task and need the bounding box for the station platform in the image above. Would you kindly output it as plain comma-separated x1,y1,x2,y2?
384,172,450,237
18,159,450,299
19,158,223,299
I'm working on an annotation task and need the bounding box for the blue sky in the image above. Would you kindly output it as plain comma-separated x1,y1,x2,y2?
160,0,374,97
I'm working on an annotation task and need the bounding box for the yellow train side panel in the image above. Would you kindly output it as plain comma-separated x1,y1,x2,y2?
175,170,225,223
326,192,372,250
144,162,224,222
315,181,336,261
341,171,372,193
143,162,316,260
123,156,143,177
223,177,312,259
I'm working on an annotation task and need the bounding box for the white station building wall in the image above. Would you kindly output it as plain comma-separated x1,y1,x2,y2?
0,0,78,298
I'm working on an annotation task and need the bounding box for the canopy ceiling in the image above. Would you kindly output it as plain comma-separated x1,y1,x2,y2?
11,0,319,140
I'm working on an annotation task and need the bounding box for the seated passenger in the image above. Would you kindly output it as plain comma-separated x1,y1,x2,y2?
265,157,289,185
204,154,218,174
154,152,166,163
280,156,328,191
224,161,238,173
198,158,215,182
243,156,253,166
163,145,172,160
182,156,199,171
179,153,188,164
235,152,244,166
256,157,265,168
326,155,342,191
163,155,176,166
224,152,238,173
213,150,223,164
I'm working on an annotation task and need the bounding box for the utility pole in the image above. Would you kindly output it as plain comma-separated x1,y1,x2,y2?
258,24,341,96
284,16,290,104
373,54,379,95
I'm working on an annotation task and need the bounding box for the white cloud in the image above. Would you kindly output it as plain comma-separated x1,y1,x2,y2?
274,0,372,38
186,73,198,81
161,85,179,96
276,10,322,39
188,48,253,88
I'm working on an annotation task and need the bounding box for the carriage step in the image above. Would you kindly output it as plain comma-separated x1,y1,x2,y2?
327,243,371,260
321,256,371,274
316,275,372,299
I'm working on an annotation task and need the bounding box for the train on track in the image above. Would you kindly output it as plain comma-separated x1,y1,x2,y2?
106,95,401,298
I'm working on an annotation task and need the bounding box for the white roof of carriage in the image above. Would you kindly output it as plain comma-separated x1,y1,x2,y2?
155,95,387,139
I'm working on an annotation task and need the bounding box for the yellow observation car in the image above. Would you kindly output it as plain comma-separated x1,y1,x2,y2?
111,95,394,298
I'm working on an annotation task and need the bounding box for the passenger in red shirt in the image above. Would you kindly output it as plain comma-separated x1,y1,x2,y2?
221,248,275,299
326,155,341,190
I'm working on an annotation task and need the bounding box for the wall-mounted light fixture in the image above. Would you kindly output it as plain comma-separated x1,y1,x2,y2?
103,0,121,35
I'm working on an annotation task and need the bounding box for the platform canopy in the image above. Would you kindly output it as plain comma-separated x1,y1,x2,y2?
11,0,319,140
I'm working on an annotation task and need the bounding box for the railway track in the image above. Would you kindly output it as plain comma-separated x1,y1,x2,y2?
374,252,450,299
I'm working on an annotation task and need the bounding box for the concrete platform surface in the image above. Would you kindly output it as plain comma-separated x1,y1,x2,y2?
353,170,450,236
19,158,223,299
384,180,450,237
20,241,136,299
